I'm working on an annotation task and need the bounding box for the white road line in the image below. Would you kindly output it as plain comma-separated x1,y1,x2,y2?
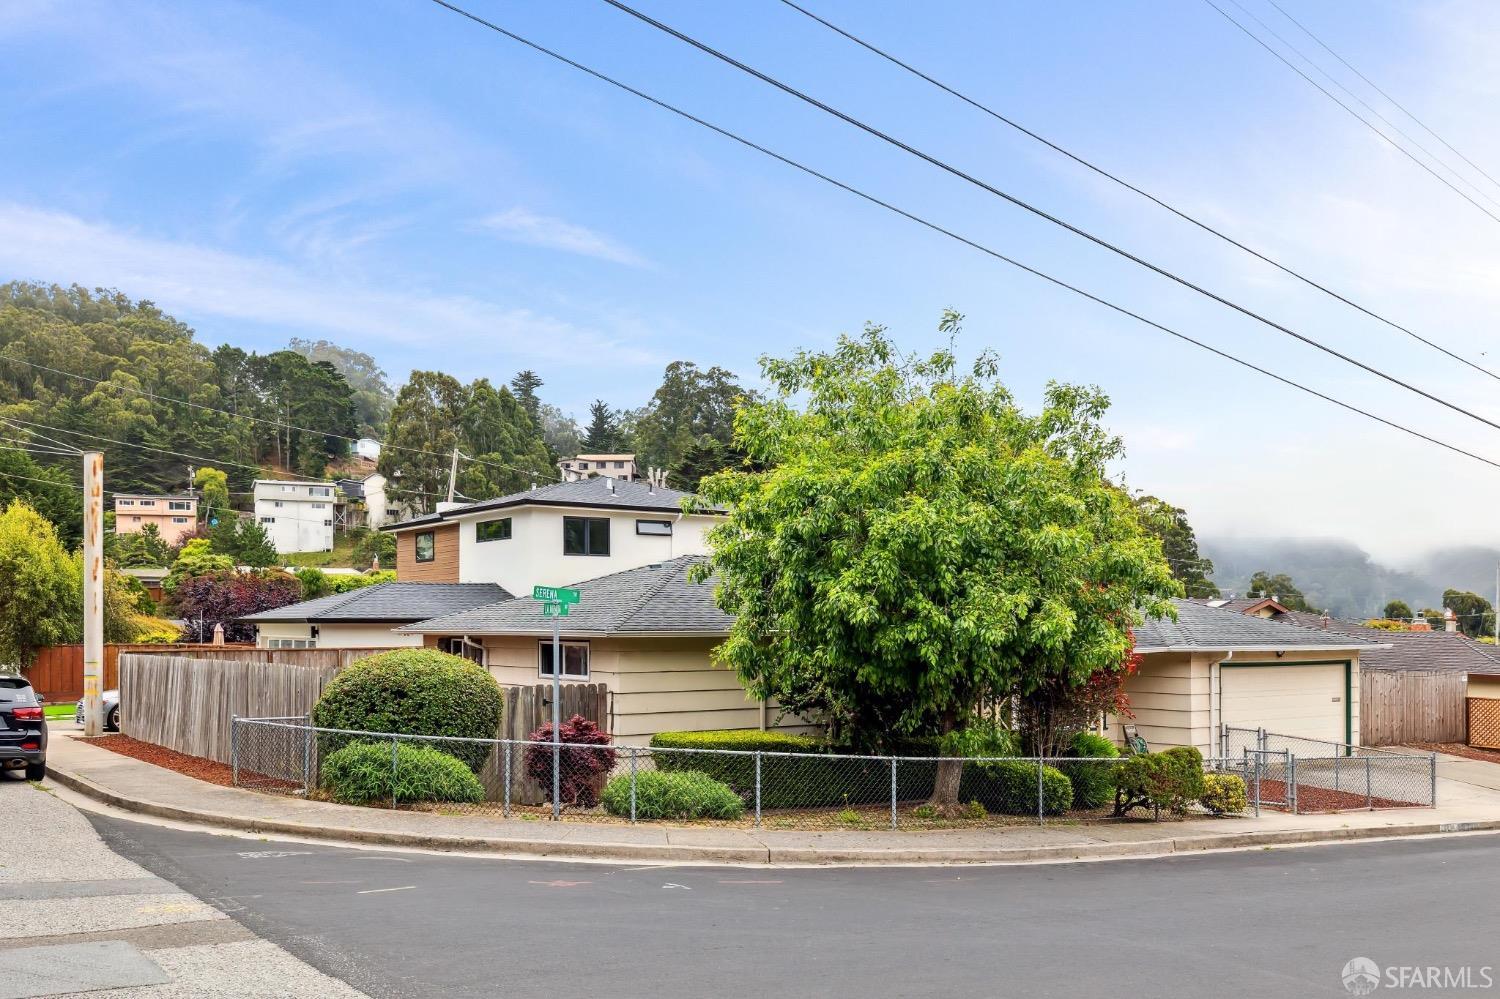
356,886,416,895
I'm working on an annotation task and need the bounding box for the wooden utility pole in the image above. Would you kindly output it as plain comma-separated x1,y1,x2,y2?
82,451,104,738
446,447,460,504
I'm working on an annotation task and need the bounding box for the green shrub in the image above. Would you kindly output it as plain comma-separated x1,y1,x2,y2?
312,649,503,773
961,759,1073,815
1114,746,1206,817
1199,772,1248,815
601,769,745,820
1061,731,1122,810
941,718,1020,758
320,740,485,806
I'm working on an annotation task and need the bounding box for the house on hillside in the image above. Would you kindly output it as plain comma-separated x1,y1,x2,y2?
113,493,197,546
380,476,723,596
252,479,336,554
335,471,390,529
240,581,509,649
558,453,641,482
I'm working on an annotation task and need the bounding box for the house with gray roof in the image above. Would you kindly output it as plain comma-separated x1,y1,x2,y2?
241,582,510,650
380,476,725,600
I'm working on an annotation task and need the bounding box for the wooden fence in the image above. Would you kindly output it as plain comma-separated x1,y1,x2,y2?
26,643,257,703
493,683,610,804
1359,669,1467,746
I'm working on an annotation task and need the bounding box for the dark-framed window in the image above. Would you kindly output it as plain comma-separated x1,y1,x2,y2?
563,516,610,556
636,519,672,536
414,530,435,562
476,517,512,543
538,639,589,679
439,636,485,666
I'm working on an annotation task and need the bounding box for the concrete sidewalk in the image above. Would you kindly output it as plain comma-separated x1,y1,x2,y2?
44,734,1500,866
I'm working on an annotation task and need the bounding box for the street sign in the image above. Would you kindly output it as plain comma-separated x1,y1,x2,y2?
533,585,581,604
541,601,570,617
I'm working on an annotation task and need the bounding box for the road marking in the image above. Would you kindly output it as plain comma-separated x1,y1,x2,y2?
356,886,416,895
662,883,692,890
236,850,313,859
351,856,413,863
528,880,591,888
718,879,783,885
300,881,360,885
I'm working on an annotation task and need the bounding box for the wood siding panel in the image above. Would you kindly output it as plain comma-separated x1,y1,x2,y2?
396,524,459,582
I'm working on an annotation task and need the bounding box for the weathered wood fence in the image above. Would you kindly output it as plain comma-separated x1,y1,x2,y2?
1359,669,1467,746
26,643,256,703
492,683,610,804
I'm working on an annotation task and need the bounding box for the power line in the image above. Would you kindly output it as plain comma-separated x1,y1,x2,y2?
0,416,305,479
1264,0,1500,195
1200,0,1500,224
1221,0,1500,212
773,0,1500,385
419,0,1500,471
0,355,563,483
594,0,1500,434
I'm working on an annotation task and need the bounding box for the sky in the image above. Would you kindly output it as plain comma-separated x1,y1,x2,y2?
3,0,1499,563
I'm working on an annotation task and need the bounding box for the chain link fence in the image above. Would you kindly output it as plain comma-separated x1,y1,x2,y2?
232,717,1260,829
1221,726,1436,812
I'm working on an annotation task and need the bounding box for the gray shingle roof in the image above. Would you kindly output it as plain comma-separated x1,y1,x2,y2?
402,556,732,636
1275,610,1500,673
382,477,720,532
242,582,511,623
1135,599,1385,652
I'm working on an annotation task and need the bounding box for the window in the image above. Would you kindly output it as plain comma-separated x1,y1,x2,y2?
323,519,333,527
274,501,285,508
476,517,512,542
577,461,589,470
130,516,141,523
414,530,435,562
538,640,589,679
118,499,134,506
139,500,156,507
169,501,191,511
563,516,610,556
311,502,326,510
614,461,624,469
268,638,315,649
312,487,331,497
439,636,485,666
260,516,275,524
172,517,188,524
636,519,672,537
281,484,295,493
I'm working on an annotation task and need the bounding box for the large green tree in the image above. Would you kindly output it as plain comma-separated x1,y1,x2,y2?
0,447,82,546
1443,588,1493,638
1247,571,1312,611
0,500,80,666
694,316,1178,808
289,338,395,437
581,399,622,454
1132,494,1219,599
632,361,748,475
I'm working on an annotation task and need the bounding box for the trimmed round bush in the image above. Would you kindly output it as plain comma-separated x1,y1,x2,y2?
312,649,502,773
1061,731,1121,810
1115,746,1207,816
321,740,485,806
962,759,1073,815
601,769,745,820
1199,772,1248,815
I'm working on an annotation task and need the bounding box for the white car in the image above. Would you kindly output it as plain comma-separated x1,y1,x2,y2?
74,689,121,731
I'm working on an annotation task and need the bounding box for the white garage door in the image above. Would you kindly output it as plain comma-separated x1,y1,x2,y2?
1219,663,1346,743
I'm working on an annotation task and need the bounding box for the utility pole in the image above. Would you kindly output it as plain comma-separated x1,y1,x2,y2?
446,447,460,504
1493,564,1498,645
82,451,104,738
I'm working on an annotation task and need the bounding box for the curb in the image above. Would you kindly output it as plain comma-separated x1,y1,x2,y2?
45,764,1500,867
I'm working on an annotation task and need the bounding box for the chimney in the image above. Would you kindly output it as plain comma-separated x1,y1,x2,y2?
1320,611,1330,630
530,482,536,491
1444,608,1458,633
607,477,615,494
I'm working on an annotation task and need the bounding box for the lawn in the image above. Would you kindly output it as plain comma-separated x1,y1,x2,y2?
43,703,75,720
281,530,363,569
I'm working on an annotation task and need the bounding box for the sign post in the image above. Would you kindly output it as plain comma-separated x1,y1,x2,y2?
534,586,581,819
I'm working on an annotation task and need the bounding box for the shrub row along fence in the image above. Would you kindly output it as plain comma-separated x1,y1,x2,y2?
233,716,1254,829
1220,726,1436,813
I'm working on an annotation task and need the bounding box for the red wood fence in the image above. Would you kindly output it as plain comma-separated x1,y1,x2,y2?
24,643,256,703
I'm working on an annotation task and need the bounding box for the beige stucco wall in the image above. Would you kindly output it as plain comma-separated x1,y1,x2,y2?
474,633,814,746
1470,674,1500,699
253,621,418,649
1121,650,1362,754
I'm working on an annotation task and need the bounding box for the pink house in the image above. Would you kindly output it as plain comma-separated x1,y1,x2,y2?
113,493,198,546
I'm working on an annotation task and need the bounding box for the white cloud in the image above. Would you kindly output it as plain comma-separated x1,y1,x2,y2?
480,208,647,267
0,203,662,369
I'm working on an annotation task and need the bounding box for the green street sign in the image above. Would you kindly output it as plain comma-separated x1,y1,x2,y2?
541,601,570,617
533,585,581,604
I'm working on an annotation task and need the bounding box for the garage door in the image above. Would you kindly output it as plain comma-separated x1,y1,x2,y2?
1219,663,1347,743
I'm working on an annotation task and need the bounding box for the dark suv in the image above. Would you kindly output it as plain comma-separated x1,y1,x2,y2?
0,677,46,780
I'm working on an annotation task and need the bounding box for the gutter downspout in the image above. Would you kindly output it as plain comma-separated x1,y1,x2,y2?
1215,650,1234,758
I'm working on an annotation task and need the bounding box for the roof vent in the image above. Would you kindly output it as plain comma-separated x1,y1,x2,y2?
607,477,615,494
648,562,663,569
530,481,536,491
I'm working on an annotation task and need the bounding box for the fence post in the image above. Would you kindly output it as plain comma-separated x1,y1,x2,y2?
390,736,399,810
1288,755,1297,815
302,713,313,797
230,715,239,787
1333,752,1340,795
1366,755,1372,809
889,756,897,830
1430,752,1438,807
1037,757,1045,825
754,752,762,828
629,747,638,824
503,740,512,818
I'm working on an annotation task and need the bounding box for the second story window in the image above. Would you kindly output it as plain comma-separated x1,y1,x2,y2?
118,499,134,506
476,517,512,542
563,516,610,556
636,519,672,536
414,530,435,563
168,501,191,511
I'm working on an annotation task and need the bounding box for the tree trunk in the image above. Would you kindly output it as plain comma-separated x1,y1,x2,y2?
926,710,964,814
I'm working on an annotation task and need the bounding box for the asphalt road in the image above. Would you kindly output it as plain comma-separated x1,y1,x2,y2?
86,812,1500,999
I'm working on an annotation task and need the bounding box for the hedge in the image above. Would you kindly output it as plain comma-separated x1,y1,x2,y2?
1060,731,1121,810
961,759,1073,815
320,740,485,806
601,770,745,820
1115,746,1206,816
311,649,503,773
1199,772,1248,815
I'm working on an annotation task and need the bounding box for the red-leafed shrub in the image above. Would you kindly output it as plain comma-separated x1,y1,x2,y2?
523,714,616,808
170,570,302,643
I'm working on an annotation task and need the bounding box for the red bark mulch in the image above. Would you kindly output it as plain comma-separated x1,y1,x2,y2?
87,734,241,787
1405,742,1500,765
1255,778,1417,813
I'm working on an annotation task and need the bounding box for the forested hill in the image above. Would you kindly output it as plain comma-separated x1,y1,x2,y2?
0,282,368,501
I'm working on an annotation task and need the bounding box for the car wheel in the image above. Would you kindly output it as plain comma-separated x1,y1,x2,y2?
24,762,45,781
107,706,121,732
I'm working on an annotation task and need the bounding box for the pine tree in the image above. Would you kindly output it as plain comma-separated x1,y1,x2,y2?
581,400,622,453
